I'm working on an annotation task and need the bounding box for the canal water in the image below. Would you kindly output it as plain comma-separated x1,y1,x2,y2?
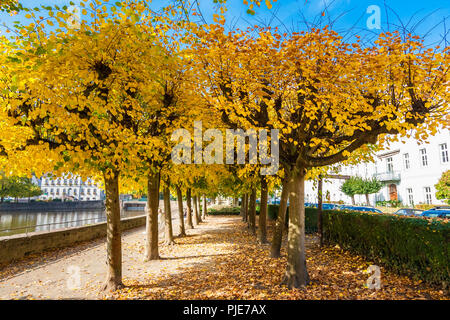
0,210,145,237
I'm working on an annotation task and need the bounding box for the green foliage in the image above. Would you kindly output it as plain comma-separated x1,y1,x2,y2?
341,176,383,197
340,177,359,198
0,0,23,12
323,209,449,286
208,206,241,215
267,204,279,220
376,200,402,207
356,177,383,195
435,170,450,204
267,205,317,233
0,175,42,199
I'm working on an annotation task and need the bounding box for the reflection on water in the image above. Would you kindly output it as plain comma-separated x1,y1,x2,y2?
0,210,145,237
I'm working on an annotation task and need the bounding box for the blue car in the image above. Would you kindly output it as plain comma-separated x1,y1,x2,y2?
304,203,342,210
420,207,450,219
393,208,424,217
340,205,383,213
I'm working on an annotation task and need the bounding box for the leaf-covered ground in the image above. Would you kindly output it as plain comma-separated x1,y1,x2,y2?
107,216,448,300
0,215,448,300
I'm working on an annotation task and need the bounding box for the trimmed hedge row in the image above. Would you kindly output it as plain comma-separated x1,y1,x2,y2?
323,209,449,286
267,204,318,234
207,207,260,216
267,204,449,286
208,207,240,215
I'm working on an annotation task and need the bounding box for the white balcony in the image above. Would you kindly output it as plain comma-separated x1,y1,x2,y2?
374,170,401,182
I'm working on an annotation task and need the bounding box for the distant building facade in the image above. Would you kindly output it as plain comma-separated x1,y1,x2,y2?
37,174,105,201
305,128,449,206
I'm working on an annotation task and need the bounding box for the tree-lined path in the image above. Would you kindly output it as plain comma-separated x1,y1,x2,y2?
0,215,447,300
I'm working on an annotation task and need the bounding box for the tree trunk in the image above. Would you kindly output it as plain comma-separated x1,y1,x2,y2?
102,171,123,291
351,195,355,205
197,196,202,222
163,186,175,245
317,176,323,248
233,197,238,206
176,185,186,237
243,193,249,222
365,193,370,206
282,167,310,288
258,177,268,244
186,188,194,229
270,174,290,258
202,194,207,219
145,170,160,261
193,195,199,225
248,188,256,235
241,194,247,221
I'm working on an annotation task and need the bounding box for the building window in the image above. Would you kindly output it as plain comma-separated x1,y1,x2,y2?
424,187,432,204
403,153,410,170
386,157,393,172
440,143,448,163
420,149,428,167
407,188,413,206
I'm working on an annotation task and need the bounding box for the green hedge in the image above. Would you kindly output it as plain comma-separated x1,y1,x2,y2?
267,205,317,234
323,209,449,286
208,206,260,216
267,205,449,286
208,207,241,215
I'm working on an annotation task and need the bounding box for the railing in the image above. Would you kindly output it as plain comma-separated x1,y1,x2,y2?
374,170,401,182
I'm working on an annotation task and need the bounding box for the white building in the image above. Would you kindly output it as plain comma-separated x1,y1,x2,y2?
37,174,104,201
305,128,449,206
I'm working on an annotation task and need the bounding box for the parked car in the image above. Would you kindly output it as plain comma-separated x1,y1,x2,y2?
420,207,450,219
304,203,342,210
393,208,424,216
340,205,383,213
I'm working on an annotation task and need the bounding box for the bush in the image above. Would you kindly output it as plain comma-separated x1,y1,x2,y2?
268,204,279,220
323,209,449,287
266,204,317,233
267,205,449,286
208,206,241,215
208,206,261,216
376,200,402,207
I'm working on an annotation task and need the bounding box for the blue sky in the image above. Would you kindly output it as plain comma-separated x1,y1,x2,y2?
1,0,449,46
